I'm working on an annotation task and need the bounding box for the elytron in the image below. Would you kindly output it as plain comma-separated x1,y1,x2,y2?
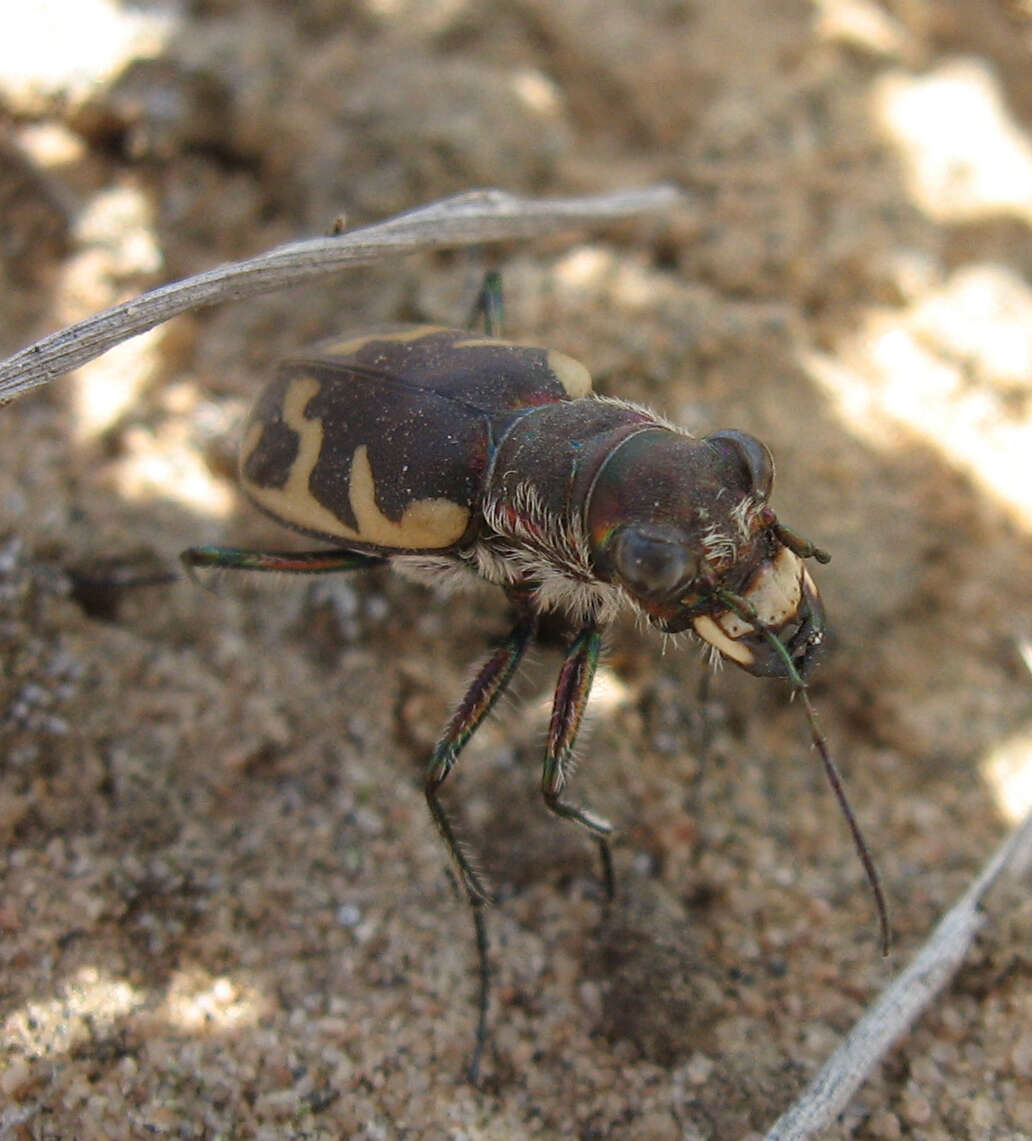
184,286,887,1080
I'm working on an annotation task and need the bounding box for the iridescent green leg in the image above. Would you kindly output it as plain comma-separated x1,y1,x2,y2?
181,545,385,580
425,613,537,903
424,612,537,1082
542,625,614,899
468,269,505,337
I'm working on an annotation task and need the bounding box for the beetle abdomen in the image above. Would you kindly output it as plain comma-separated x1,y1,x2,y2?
239,326,593,554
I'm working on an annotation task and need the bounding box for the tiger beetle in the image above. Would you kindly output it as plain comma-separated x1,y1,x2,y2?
183,274,888,1082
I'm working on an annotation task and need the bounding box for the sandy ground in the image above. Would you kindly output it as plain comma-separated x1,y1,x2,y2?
2,1,1032,1138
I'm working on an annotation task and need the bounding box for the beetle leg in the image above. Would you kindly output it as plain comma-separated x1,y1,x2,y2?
181,545,385,582
425,613,537,904
467,269,505,337
425,613,536,1085
541,624,615,899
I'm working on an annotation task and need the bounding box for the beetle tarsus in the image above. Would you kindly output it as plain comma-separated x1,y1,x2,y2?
467,901,491,1087
597,836,615,904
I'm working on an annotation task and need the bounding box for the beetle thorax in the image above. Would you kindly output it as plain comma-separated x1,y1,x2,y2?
475,399,674,623
476,480,628,623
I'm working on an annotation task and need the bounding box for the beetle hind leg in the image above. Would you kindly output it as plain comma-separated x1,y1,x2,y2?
181,545,385,581
542,624,615,900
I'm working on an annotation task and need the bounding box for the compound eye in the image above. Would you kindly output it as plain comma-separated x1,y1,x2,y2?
704,430,775,501
612,525,696,599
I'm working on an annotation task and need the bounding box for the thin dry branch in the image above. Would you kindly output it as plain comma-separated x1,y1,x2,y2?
761,804,1032,1141
0,185,684,404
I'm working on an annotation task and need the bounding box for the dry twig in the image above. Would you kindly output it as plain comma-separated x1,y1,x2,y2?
0,184,684,404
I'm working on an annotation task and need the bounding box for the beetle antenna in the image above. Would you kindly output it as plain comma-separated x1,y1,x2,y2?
759,511,832,565
716,588,891,956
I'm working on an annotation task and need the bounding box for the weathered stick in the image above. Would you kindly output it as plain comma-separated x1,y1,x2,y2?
0,185,683,404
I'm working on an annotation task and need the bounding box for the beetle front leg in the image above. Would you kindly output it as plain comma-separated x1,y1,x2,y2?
424,613,537,903
542,624,615,898
424,613,536,1083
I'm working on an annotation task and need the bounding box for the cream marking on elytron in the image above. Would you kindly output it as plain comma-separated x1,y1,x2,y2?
242,375,470,548
314,325,451,358
347,445,470,548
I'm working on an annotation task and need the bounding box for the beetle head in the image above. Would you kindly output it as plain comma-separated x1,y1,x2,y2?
586,427,826,678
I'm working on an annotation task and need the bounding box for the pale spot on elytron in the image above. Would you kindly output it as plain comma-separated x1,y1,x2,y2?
546,349,592,397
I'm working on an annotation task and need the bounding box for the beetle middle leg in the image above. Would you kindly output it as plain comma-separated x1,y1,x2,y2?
424,610,537,1082
542,624,615,900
